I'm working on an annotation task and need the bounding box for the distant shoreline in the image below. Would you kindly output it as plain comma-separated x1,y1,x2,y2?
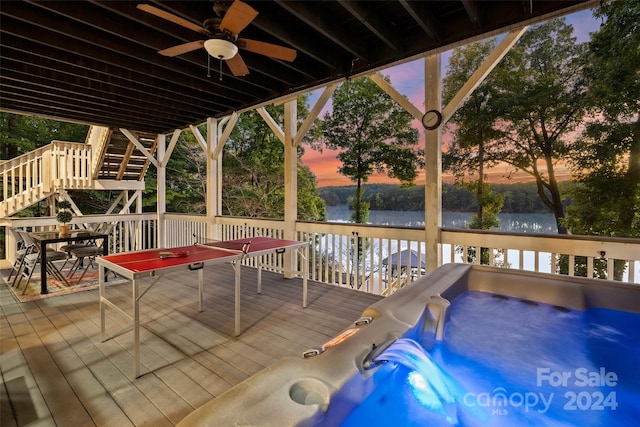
318,182,568,214
325,205,558,234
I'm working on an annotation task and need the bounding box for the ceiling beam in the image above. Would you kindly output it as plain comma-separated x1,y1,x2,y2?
337,0,405,52
461,0,483,30
275,1,376,63
398,0,443,42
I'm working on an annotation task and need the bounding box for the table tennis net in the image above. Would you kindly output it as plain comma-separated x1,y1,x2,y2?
192,236,251,255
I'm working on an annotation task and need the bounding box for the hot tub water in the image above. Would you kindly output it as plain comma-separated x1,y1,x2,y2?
340,291,640,427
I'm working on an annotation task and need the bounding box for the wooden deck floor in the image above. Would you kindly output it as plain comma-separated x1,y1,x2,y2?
0,264,382,427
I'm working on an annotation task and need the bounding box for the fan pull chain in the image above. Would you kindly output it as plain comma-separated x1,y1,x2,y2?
207,54,211,78
219,58,223,81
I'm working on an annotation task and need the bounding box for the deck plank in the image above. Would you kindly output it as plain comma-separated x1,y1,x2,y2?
1,264,382,426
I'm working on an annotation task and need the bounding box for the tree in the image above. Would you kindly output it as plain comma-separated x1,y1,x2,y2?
465,181,503,230
319,75,423,224
0,112,88,159
489,19,588,234
318,75,422,288
162,95,326,220
565,0,640,239
443,39,504,230
162,130,208,214
223,94,326,220
559,1,639,280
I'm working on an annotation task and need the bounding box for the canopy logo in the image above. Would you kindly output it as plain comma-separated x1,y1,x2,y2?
462,366,620,416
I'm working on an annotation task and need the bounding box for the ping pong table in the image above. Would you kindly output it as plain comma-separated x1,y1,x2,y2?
97,236,308,378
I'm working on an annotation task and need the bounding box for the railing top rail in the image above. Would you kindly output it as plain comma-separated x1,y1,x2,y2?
298,219,423,231
0,212,156,228
442,227,640,245
0,144,51,171
50,140,87,147
0,141,89,172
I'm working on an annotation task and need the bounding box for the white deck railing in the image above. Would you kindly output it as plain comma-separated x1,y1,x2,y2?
0,213,157,263
2,214,638,296
186,215,640,291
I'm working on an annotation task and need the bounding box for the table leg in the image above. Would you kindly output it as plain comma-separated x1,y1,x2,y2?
198,268,203,312
303,245,309,308
234,261,241,336
133,278,141,378
40,244,48,294
100,265,106,341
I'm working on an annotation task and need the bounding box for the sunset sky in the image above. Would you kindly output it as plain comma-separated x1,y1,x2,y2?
300,8,599,187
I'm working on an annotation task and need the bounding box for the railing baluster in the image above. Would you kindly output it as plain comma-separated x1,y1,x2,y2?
2,214,639,293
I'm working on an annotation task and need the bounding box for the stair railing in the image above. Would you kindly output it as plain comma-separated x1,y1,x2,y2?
1,142,91,217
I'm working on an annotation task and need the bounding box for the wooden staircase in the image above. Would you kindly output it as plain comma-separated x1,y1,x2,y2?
1,126,155,217
92,128,157,181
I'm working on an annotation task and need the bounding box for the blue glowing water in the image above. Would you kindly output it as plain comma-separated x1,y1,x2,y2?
339,291,640,427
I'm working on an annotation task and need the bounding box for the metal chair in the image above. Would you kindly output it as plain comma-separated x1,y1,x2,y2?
60,231,97,270
67,223,113,284
14,230,69,294
6,227,28,285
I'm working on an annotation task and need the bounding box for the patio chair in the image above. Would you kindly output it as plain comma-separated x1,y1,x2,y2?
60,231,97,270
6,227,28,285
14,230,69,294
67,223,113,284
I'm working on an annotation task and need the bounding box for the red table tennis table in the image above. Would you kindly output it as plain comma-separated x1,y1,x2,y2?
97,237,308,378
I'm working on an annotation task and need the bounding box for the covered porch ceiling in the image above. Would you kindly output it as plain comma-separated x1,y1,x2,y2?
0,1,595,135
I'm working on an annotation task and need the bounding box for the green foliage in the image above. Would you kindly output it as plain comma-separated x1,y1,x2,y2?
56,211,73,224
298,165,327,221
55,200,73,224
586,0,640,120
349,186,370,224
463,181,504,230
443,39,505,231
487,19,588,234
164,129,207,214
319,182,557,214
0,113,88,159
564,174,640,238
565,0,640,239
319,75,423,223
443,39,503,180
222,95,326,220
159,95,326,221
441,19,588,234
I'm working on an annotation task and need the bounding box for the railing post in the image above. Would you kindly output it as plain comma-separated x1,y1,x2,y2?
42,146,51,194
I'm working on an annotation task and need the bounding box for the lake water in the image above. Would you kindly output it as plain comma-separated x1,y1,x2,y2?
326,205,558,234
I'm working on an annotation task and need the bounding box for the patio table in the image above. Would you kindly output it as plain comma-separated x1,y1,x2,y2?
29,231,108,294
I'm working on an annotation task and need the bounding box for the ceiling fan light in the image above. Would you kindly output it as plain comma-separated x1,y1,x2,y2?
204,39,238,60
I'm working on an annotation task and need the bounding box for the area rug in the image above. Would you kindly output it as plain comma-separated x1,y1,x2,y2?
2,268,128,303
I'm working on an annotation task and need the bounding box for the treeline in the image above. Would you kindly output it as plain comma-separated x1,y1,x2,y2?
318,182,571,214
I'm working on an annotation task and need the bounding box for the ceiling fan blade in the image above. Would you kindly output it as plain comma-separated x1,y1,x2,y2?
226,53,250,76
137,4,209,35
220,0,258,35
158,40,205,57
237,39,297,62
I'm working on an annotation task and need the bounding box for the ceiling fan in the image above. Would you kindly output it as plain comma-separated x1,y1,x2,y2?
137,0,297,78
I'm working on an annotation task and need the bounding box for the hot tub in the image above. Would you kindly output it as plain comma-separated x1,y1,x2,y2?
177,264,640,426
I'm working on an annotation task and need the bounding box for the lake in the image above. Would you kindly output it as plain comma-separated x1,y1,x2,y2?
326,205,558,234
